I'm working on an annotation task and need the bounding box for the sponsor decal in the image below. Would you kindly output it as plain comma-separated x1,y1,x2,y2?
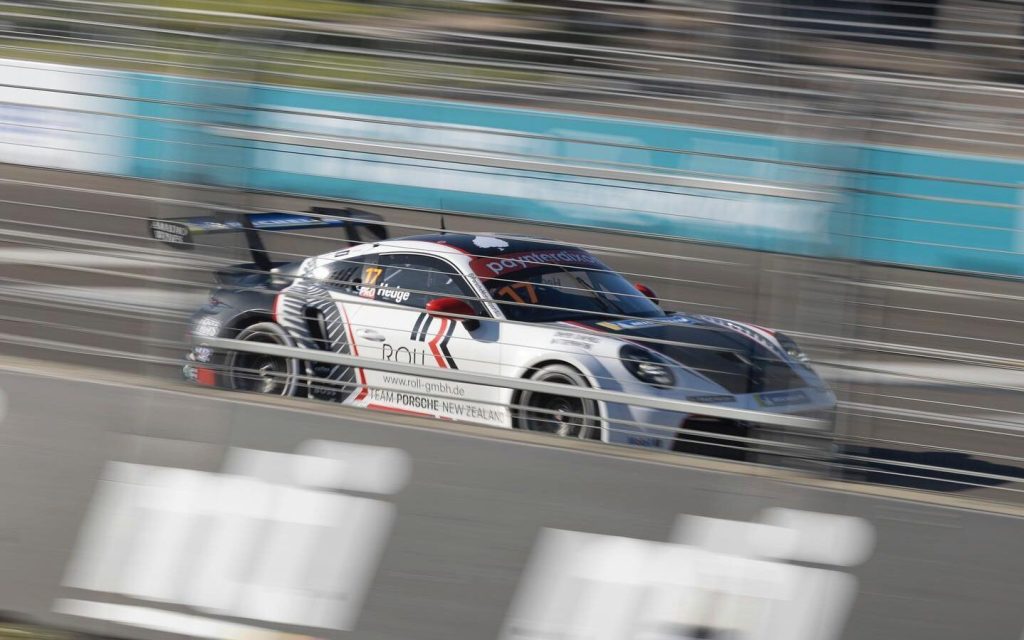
382,343,431,367
467,275,501,317
192,346,213,363
551,330,600,350
374,284,411,304
249,214,319,227
755,389,811,407
470,250,606,278
148,220,190,245
410,312,457,369
438,400,506,423
58,440,409,635
381,374,467,397
696,314,788,359
687,394,736,403
192,316,221,338
368,387,506,423
428,319,457,369
472,236,509,249
410,312,434,342
369,388,441,412
593,313,696,329
409,311,434,342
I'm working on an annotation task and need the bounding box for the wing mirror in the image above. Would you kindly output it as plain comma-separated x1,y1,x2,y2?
635,283,659,306
426,297,480,331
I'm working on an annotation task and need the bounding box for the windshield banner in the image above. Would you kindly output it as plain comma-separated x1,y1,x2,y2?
470,250,607,278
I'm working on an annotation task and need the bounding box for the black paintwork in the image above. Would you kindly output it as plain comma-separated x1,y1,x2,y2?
572,314,808,395
402,233,570,257
186,261,303,385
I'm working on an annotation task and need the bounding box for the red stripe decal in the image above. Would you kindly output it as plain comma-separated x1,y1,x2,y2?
338,304,360,357
427,317,449,368
561,320,596,331
273,293,284,324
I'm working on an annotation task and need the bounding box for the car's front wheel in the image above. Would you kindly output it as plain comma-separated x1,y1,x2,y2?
514,364,601,440
226,322,300,396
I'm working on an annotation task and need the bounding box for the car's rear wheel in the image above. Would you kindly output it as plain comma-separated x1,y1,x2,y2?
226,322,300,396
515,364,600,440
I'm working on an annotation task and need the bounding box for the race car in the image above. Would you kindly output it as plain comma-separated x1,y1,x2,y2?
152,209,835,460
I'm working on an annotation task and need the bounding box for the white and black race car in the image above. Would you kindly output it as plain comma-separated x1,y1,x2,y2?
152,209,835,458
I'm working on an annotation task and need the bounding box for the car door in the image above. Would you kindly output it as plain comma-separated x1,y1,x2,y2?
344,252,508,426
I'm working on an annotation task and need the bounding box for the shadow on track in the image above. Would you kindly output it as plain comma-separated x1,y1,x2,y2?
835,446,1024,493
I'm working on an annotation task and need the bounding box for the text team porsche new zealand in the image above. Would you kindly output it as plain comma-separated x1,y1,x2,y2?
163,212,835,457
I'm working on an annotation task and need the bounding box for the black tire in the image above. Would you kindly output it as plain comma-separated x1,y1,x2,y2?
514,364,601,440
226,322,300,396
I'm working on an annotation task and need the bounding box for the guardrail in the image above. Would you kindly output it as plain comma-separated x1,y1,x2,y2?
202,335,830,431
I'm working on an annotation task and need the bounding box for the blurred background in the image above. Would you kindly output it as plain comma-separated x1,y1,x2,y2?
0,1,1023,639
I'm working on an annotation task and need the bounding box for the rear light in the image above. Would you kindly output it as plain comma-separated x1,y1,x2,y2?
195,368,217,386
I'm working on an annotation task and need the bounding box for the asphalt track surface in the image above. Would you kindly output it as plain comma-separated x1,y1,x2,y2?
1,163,1022,503
1,364,1024,640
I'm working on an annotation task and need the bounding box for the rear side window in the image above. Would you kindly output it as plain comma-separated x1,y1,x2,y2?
368,254,482,311
325,256,376,295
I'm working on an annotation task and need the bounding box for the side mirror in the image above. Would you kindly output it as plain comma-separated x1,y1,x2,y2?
426,297,480,331
635,283,659,306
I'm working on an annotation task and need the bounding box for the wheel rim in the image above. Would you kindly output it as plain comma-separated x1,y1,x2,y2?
520,371,596,439
233,352,290,394
228,328,295,396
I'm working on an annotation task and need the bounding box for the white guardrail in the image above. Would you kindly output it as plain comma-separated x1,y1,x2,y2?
201,336,831,431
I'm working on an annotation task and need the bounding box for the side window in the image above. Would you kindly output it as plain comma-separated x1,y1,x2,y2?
372,254,482,311
325,256,377,295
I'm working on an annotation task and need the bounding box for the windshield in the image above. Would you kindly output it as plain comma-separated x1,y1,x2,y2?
485,264,664,322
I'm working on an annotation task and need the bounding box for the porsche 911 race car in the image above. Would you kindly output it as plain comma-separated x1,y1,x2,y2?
151,209,835,460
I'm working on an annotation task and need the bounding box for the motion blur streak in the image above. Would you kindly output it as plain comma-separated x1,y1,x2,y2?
0,2,1023,637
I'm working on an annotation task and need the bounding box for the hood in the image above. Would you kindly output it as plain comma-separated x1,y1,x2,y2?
569,313,810,395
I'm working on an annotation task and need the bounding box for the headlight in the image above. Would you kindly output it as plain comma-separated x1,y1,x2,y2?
775,332,810,364
619,344,675,389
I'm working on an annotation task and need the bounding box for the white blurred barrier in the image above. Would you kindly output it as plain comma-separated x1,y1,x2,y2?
502,508,875,640
60,440,410,633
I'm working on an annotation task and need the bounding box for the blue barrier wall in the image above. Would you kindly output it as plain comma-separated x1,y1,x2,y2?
852,148,1022,276
17,60,1021,276
237,84,853,259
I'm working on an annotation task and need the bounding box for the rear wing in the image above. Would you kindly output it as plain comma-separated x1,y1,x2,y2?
148,206,387,270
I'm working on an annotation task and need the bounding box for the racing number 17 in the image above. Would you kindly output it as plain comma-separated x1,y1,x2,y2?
496,283,538,304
